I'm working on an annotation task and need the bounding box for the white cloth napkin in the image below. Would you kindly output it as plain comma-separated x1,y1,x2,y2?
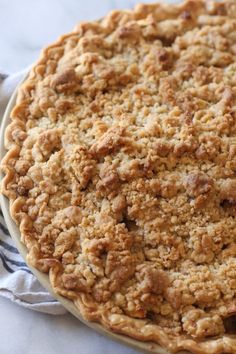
0,70,67,315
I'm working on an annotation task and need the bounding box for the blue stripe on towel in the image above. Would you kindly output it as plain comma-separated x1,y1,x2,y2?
0,219,32,274
2,252,27,267
0,239,18,253
0,252,14,273
0,250,32,274
0,221,10,236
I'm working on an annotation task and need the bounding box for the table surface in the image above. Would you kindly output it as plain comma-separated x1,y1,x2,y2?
0,0,176,74
0,1,176,354
0,296,139,354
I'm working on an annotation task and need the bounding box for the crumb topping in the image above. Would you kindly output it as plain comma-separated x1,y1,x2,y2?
1,1,236,353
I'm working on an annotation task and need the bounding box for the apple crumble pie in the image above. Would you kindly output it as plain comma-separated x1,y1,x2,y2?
1,0,236,352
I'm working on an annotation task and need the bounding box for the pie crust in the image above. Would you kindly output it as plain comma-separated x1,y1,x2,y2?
1,0,236,352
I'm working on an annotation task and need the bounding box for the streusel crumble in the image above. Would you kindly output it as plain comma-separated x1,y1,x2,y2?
1,0,236,352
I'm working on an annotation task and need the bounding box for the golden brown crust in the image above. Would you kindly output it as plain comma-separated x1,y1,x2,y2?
1,0,236,353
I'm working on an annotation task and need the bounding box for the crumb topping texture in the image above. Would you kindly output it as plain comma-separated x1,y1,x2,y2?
1,1,236,353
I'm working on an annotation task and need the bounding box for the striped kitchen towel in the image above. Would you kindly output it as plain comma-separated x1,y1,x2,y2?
0,71,67,315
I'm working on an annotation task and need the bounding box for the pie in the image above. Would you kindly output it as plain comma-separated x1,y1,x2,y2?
1,0,236,352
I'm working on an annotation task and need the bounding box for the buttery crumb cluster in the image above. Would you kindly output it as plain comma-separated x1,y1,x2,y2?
2,0,236,352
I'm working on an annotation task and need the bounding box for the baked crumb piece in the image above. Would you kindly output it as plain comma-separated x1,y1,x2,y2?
220,179,236,203
50,68,78,92
184,172,213,197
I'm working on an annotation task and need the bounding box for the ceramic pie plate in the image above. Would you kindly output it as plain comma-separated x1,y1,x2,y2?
0,74,190,354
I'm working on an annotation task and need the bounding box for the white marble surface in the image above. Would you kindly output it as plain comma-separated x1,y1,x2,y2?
0,0,176,74
0,1,176,353
0,296,139,354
